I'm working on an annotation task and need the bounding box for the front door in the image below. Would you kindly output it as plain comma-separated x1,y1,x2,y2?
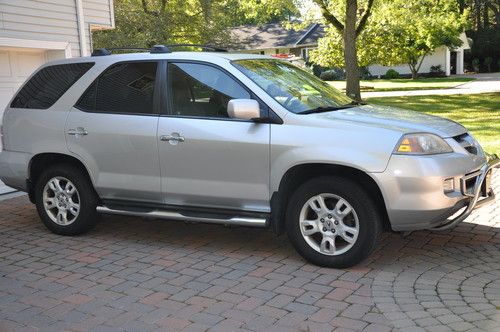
158,62,270,212
66,61,162,203
450,51,457,75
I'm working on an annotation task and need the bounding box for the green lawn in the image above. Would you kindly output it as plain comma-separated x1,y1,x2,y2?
367,93,500,155
328,77,475,92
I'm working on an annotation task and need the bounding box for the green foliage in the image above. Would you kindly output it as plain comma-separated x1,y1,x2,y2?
93,0,298,49
472,58,480,71
310,0,468,78
429,65,445,77
384,69,400,79
484,57,493,72
319,68,345,81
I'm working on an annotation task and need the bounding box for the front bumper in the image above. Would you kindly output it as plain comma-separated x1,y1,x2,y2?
371,152,499,231
429,154,499,231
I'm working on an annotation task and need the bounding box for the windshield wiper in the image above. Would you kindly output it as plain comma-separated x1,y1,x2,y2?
297,103,357,115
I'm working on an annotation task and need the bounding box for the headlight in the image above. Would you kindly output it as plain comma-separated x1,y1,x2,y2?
394,133,453,155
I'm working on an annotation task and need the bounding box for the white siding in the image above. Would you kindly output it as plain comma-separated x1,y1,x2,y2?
0,0,114,57
368,46,448,77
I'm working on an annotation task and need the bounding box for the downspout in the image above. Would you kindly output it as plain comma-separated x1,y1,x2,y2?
75,0,88,56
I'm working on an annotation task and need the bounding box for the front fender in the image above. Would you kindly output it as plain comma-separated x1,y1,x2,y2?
270,123,400,192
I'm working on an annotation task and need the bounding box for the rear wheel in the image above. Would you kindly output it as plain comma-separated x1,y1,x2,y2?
35,164,98,235
286,176,382,268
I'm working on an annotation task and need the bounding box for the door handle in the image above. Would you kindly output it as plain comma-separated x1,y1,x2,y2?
160,133,185,143
67,127,88,136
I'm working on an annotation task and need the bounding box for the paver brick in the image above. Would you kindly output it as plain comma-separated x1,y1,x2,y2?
0,170,499,332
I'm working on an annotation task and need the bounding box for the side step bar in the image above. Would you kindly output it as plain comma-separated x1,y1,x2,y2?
96,206,268,227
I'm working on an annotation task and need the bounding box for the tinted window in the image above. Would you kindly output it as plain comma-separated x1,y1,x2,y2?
168,63,250,118
77,62,157,114
11,63,94,109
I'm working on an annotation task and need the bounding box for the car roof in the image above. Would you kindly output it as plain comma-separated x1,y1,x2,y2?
46,51,272,66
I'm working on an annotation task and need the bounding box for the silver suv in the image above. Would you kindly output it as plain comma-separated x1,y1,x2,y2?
0,46,498,267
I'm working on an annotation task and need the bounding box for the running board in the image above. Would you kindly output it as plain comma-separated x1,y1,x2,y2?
96,205,268,227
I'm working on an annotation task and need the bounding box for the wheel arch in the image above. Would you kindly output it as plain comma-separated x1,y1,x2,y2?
271,163,390,234
27,152,97,203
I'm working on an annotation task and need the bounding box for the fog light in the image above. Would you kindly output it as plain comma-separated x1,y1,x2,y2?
443,178,455,193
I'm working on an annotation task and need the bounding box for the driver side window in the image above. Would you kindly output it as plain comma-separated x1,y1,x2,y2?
168,62,250,118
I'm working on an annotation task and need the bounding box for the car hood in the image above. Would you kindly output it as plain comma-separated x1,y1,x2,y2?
305,104,467,138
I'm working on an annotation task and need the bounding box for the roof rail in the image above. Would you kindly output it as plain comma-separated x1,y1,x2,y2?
165,44,227,52
91,44,226,56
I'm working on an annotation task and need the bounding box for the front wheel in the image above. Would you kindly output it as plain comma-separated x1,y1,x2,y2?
286,176,382,268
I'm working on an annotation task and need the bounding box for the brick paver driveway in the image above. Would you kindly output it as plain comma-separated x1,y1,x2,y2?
1,174,499,332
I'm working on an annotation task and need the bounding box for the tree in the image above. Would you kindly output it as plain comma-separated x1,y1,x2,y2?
311,0,468,81
311,0,376,100
93,0,298,50
377,0,468,79
457,0,499,72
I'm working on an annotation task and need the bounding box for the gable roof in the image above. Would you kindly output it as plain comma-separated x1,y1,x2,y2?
229,23,325,51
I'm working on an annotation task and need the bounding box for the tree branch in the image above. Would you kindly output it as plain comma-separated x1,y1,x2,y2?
141,0,159,16
356,0,375,36
161,0,168,12
313,0,344,32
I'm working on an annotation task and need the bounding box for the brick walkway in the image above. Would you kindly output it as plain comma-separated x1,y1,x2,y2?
0,174,499,332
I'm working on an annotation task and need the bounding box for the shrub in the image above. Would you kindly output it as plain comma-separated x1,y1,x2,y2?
385,69,400,79
320,68,345,81
472,58,480,72
429,65,445,77
310,64,327,78
359,66,373,80
484,57,493,72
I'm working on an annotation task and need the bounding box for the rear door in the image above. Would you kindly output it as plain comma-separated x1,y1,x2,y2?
66,61,162,203
157,61,271,212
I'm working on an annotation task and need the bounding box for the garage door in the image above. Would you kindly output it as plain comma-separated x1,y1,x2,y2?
0,49,46,194
0,49,47,123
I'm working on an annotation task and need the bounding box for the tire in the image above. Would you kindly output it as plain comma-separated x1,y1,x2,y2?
286,176,382,268
34,163,98,235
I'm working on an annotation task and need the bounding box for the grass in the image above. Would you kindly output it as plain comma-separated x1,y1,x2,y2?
328,77,475,92
366,93,500,155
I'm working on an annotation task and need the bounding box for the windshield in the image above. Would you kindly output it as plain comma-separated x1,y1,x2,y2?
232,59,353,114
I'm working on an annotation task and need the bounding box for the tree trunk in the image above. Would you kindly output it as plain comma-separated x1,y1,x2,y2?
344,0,361,101
411,69,418,79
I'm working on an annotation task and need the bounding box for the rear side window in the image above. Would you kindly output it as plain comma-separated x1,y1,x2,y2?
76,62,158,115
11,63,94,109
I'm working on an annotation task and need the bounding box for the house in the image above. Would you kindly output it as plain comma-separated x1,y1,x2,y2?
229,23,324,61
230,23,470,77
0,0,115,194
0,0,115,114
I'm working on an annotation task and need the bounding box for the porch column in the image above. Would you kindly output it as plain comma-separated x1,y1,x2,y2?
445,48,451,76
456,49,464,75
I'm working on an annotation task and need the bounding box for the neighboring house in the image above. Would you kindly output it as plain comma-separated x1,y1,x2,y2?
230,23,470,77
229,23,324,60
0,0,115,115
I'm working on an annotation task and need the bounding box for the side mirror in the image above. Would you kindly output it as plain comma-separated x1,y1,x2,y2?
227,99,261,121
